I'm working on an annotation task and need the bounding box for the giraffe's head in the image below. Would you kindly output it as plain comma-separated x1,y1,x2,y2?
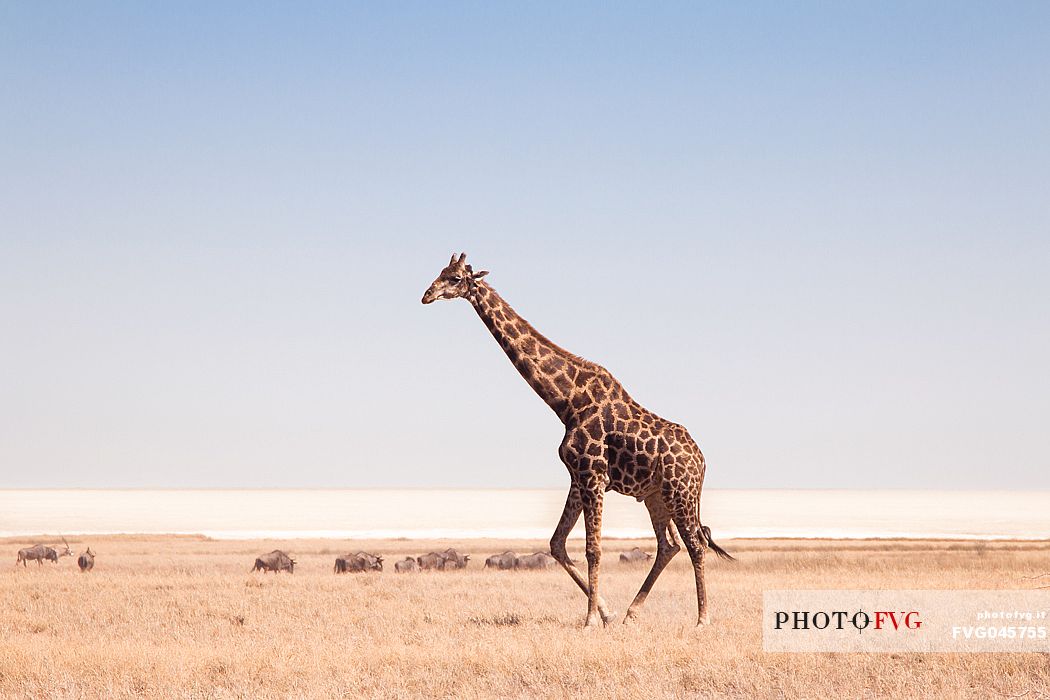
421,253,488,304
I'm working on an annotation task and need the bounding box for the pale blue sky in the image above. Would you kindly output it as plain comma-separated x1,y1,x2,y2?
1,3,1048,488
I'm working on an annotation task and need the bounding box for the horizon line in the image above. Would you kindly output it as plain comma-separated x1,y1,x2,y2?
1,486,1046,492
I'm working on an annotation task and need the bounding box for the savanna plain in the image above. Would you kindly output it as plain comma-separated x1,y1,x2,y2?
2,536,1048,699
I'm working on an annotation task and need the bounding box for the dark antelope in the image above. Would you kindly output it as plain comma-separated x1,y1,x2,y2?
334,551,383,573
416,552,447,571
619,547,653,565
485,551,519,570
252,550,295,573
515,552,559,570
394,557,419,573
16,538,73,567
77,547,95,572
441,548,470,569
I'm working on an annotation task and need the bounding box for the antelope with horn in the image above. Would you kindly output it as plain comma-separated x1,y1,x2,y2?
16,537,73,567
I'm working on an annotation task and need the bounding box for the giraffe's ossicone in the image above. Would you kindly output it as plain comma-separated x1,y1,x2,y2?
423,253,733,627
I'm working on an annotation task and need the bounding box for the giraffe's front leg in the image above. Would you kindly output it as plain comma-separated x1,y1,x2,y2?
549,486,614,623
580,484,607,628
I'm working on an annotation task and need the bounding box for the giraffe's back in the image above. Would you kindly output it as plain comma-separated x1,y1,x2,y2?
557,361,706,500
603,403,706,501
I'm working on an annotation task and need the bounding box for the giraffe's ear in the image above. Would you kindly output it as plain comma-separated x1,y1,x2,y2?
472,270,489,280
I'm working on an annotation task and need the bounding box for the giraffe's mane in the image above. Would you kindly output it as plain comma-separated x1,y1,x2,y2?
522,317,600,368
478,281,605,373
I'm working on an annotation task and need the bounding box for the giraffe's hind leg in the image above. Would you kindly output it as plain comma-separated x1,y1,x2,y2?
624,494,680,623
672,498,710,626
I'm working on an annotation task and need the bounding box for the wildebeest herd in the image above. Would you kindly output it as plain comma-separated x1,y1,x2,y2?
252,546,640,574
257,547,582,573
14,541,652,575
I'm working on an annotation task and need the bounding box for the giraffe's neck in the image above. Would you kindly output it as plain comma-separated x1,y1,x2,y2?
470,282,587,421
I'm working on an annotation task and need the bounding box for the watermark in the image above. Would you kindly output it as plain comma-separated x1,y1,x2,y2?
763,590,1050,652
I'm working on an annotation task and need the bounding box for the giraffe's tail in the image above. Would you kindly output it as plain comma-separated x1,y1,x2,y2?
701,524,736,561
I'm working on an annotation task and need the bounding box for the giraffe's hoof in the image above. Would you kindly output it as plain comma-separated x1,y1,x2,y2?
697,614,711,627
600,610,617,626
622,609,639,625
584,613,606,629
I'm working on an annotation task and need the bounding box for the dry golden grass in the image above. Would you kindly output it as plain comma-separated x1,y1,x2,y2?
2,536,1048,698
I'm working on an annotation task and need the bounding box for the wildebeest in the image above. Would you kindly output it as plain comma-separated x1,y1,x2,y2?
252,550,295,573
77,547,95,572
16,538,73,567
416,552,447,571
394,557,419,573
619,547,653,565
334,551,383,573
485,551,518,570
515,552,559,570
441,548,470,569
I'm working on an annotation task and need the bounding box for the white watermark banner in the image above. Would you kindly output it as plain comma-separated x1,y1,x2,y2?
763,590,1050,652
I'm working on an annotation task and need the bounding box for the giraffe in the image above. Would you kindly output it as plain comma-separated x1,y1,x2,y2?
422,253,733,627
